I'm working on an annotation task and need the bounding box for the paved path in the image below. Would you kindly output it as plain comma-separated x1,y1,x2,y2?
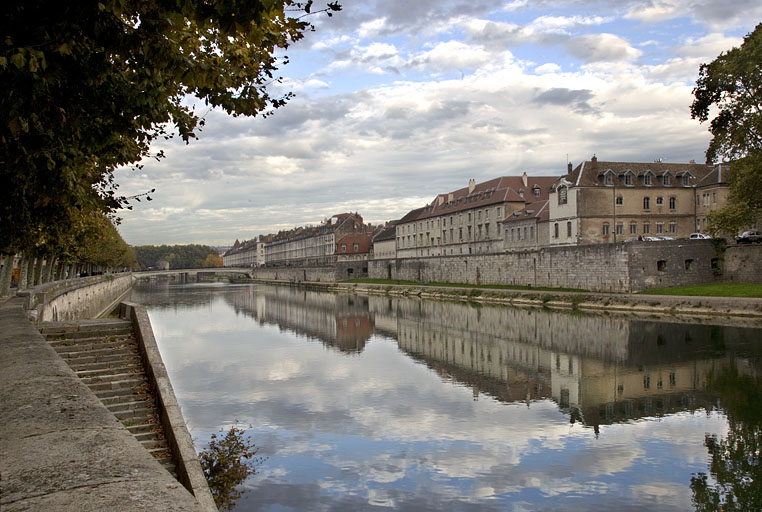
0,297,207,511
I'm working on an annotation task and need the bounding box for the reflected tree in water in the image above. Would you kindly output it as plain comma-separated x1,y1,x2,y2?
200,425,266,511
691,365,762,511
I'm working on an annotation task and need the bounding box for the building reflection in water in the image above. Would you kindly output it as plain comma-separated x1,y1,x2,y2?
133,282,762,430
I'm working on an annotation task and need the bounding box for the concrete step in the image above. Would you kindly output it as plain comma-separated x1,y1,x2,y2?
114,405,156,421
107,399,156,414
58,346,137,362
50,336,135,351
43,325,133,340
68,359,142,375
87,376,146,392
102,392,152,406
95,384,150,401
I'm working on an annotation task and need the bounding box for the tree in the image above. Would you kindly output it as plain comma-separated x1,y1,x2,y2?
1,1,340,254
691,23,762,233
200,425,265,511
201,253,223,268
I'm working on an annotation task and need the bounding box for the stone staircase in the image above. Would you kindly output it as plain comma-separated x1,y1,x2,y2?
41,318,176,477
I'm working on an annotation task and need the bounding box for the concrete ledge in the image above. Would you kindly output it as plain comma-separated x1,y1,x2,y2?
0,297,206,512
121,302,218,511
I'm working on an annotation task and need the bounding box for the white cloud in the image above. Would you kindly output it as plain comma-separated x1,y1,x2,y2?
566,33,643,63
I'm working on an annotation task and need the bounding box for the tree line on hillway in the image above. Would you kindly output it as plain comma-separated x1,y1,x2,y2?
133,244,222,270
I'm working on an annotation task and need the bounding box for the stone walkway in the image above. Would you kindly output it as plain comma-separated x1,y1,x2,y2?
0,297,209,511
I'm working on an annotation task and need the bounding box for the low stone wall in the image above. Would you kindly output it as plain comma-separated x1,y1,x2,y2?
369,240,720,293
723,245,762,284
19,273,133,323
253,266,337,282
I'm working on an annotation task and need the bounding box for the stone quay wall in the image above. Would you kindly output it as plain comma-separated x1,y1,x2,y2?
252,260,369,283
19,273,133,323
723,245,762,284
369,240,720,293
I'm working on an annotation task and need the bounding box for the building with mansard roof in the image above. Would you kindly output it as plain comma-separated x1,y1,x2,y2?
395,174,559,258
548,156,725,245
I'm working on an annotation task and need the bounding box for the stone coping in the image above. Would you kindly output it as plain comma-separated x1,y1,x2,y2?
0,297,209,511
120,302,217,511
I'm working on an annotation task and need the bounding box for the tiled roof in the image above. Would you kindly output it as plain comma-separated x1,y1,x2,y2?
566,158,714,188
696,163,728,187
373,223,398,242
398,175,559,224
337,234,372,253
501,200,549,223
267,213,364,246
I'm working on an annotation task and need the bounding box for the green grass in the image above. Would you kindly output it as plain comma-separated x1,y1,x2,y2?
639,282,762,298
341,278,586,293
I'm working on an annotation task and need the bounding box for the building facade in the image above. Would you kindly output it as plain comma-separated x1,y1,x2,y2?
396,174,559,258
548,156,725,245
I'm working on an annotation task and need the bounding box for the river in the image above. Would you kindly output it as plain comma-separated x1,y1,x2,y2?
129,280,762,511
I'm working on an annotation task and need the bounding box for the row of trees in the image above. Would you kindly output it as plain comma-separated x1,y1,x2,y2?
133,244,221,270
1,1,338,283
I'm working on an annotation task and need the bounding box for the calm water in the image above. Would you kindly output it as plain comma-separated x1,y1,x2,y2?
130,281,762,511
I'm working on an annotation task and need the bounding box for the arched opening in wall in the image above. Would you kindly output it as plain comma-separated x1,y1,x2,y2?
684,259,693,271
657,260,667,272
711,258,722,276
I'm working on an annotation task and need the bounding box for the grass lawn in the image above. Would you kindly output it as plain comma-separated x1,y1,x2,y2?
639,282,762,298
341,278,586,293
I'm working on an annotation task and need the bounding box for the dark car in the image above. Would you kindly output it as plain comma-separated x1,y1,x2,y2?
737,231,762,244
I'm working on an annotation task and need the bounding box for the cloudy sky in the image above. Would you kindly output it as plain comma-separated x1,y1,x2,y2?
115,0,762,246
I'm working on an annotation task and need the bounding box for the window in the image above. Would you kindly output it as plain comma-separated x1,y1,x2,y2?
443,231,447,243
459,228,463,241
616,196,623,206
468,212,471,222
558,186,568,205
663,174,671,186
467,226,472,239
696,195,700,206
643,223,650,234
511,228,515,241
567,221,572,237
656,222,664,233
669,197,676,210
656,196,663,205
533,187,540,196
643,197,650,210
341,244,347,252
670,222,677,233
353,243,359,252
616,223,624,235
630,222,637,235
644,174,652,186
530,226,534,240
657,260,667,272
604,174,613,186
624,174,633,186
450,216,454,226
682,174,691,186
517,228,521,240
712,192,717,203
602,222,610,235
485,223,490,237
485,209,489,220
497,207,501,218
478,210,482,221
524,227,528,240
554,223,559,238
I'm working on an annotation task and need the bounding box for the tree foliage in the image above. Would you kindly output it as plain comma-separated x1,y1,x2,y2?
201,253,223,268
692,23,762,232
1,1,340,253
132,243,218,269
200,425,265,511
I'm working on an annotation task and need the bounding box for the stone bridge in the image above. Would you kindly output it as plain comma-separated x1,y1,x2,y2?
136,267,253,282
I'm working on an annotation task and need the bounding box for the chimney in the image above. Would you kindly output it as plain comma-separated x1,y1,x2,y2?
468,178,475,194
591,154,598,170
521,172,528,187
689,159,695,164
567,162,573,174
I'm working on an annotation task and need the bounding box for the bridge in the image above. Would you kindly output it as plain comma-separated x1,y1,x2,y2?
136,267,253,281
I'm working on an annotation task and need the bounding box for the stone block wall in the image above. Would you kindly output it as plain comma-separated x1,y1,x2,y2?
369,240,721,292
252,266,337,283
723,245,762,284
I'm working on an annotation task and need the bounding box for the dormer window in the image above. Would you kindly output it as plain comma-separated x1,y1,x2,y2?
624,174,633,186
644,174,652,186
663,174,671,186
682,174,691,186
533,187,540,197
558,186,568,205
604,174,613,186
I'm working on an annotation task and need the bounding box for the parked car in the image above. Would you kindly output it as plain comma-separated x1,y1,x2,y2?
737,231,762,244
690,233,712,239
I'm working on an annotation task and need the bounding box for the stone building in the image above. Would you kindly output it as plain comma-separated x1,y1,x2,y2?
501,200,550,250
336,233,372,261
223,236,267,267
264,213,366,266
396,174,559,258
548,156,725,245
371,223,397,260
695,163,730,234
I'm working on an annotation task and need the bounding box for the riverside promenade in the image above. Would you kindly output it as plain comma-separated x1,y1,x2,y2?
0,296,208,511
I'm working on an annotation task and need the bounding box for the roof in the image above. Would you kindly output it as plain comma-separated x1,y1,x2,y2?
336,233,372,253
373,223,398,242
397,175,559,225
501,200,549,224
266,213,364,247
564,157,714,188
695,163,728,187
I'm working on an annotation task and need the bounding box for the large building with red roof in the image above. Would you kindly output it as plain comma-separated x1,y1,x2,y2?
395,174,559,258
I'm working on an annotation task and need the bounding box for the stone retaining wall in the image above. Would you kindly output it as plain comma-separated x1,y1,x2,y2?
723,245,762,284
369,240,720,292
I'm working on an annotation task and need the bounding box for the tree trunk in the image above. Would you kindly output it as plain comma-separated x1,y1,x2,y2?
0,253,14,296
33,257,44,286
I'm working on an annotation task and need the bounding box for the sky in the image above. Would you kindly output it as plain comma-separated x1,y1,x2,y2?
115,0,762,246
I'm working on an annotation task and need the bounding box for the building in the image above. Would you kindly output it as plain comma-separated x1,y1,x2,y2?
223,236,266,267
501,200,550,250
264,213,367,266
695,163,730,234
396,174,559,258
371,223,398,260
336,233,372,261
548,156,725,245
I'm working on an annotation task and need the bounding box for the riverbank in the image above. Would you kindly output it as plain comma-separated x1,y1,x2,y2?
243,278,762,325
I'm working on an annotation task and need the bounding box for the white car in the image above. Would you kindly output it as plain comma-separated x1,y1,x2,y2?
690,233,712,239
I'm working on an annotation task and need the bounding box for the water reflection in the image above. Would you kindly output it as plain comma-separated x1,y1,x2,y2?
130,282,762,511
